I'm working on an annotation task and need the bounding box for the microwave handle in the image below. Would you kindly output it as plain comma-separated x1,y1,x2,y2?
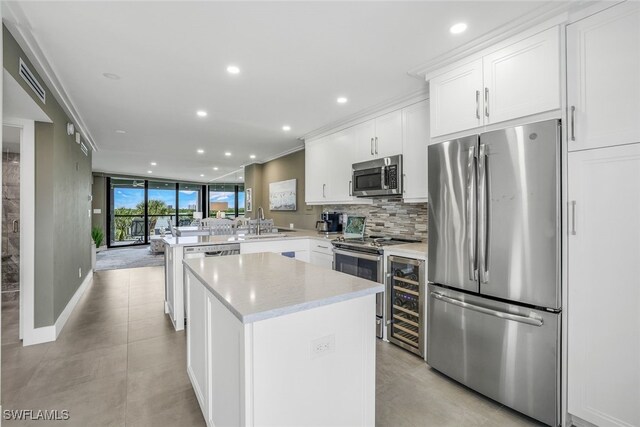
381,167,389,189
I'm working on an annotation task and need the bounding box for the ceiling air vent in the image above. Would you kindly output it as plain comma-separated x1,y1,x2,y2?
19,58,46,104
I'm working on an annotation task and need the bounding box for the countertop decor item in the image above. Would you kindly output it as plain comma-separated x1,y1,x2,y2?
269,178,296,211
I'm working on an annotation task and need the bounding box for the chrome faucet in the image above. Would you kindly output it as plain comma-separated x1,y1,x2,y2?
256,207,265,235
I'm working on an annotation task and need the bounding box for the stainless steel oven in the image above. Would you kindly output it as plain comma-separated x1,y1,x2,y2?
333,248,384,338
352,154,402,197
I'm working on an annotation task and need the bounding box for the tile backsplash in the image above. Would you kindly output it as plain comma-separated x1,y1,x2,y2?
323,199,428,241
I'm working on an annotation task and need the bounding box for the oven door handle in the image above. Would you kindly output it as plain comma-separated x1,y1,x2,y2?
332,248,383,262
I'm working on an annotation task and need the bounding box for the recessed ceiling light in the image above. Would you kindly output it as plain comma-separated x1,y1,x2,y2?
147,170,153,174
200,174,204,177
224,152,231,156
213,167,219,170
115,130,126,134
227,65,240,74
103,72,121,80
249,154,256,159
337,97,348,104
450,22,467,34
197,149,205,154
150,162,157,166
196,110,207,117
282,125,291,131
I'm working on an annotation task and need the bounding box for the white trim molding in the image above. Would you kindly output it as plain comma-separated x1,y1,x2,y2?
2,2,98,152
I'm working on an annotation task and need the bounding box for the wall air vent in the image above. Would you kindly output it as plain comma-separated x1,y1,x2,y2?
19,58,46,104
80,142,88,156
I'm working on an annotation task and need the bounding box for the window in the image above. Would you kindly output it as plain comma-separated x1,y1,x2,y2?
178,184,202,226
109,178,146,246
209,184,244,218
147,181,177,239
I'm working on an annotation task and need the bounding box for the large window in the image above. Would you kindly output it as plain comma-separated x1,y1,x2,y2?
209,184,244,218
109,178,146,246
178,184,202,226
148,181,177,239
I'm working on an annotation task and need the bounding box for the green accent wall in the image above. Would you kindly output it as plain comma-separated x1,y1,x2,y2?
4,26,93,327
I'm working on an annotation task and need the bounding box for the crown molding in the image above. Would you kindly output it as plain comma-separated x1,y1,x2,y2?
3,2,98,152
406,1,585,79
300,87,429,142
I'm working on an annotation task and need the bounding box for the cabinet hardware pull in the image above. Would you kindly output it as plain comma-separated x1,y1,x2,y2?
349,180,352,196
322,184,326,198
484,88,489,118
570,200,577,235
403,174,406,193
475,90,480,120
370,138,374,155
570,106,576,141
12,220,19,233
375,137,379,155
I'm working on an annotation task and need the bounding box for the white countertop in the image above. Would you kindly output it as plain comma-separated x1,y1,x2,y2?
383,242,428,259
183,252,384,324
163,229,335,247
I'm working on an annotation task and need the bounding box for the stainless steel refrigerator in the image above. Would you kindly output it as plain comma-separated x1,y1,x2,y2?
427,119,561,427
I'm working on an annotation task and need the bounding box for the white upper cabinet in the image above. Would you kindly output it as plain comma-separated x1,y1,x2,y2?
429,60,483,138
373,110,403,159
327,128,358,203
567,142,640,427
402,100,429,201
305,137,329,203
483,27,560,124
567,2,640,152
354,111,403,163
428,26,560,138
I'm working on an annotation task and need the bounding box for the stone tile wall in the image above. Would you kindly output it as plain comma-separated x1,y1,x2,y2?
323,198,428,241
2,152,20,302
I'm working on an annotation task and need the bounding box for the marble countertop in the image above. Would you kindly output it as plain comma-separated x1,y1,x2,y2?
163,229,335,247
384,242,428,259
183,252,384,324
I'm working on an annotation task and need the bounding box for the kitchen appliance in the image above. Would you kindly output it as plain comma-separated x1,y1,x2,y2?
352,155,402,197
319,211,343,233
386,255,425,357
332,234,421,339
427,119,561,426
315,220,329,233
183,243,240,259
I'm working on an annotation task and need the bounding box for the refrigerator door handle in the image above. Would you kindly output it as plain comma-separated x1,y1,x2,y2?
430,292,544,327
477,144,490,284
466,146,478,280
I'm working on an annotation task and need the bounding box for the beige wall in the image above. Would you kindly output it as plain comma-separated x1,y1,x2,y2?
245,149,322,230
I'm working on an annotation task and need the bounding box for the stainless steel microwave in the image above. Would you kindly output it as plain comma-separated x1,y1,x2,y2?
352,155,403,197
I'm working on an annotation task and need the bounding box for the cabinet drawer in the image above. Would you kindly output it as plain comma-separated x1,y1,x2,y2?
310,240,333,256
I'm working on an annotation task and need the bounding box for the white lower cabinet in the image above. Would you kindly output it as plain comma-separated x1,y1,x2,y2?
309,240,334,269
567,143,640,427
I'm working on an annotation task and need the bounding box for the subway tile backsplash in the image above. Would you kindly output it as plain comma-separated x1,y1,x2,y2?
323,199,428,241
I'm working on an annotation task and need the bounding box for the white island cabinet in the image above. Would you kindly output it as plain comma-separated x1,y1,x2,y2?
183,253,383,427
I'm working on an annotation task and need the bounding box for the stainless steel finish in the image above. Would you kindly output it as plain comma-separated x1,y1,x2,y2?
484,87,489,117
570,201,577,235
403,174,407,194
183,243,241,256
375,136,379,155
12,219,19,233
475,90,480,119
430,292,543,327
386,256,425,357
428,284,560,427
316,244,329,249
332,247,382,262
322,183,326,198
316,220,329,233
466,146,477,281
352,154,403,197
256,207,265,235
570,105,576,141
477,143,489,284
349,180,352,196
376,318,383,339
257,206,265,221
370,137,374,155
428,135,480,293
479,120,561,309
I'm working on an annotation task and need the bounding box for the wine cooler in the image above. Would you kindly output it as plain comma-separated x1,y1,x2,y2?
386,255,425,357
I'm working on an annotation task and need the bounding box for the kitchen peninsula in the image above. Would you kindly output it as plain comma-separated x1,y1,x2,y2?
183,252,383,426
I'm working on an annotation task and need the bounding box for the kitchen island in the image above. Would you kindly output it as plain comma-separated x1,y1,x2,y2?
183,252,383,427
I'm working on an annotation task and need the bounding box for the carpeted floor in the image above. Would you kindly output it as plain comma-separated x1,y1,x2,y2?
95,246,165,271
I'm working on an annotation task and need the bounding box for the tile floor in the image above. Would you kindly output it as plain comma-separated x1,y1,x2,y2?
1,266,542,426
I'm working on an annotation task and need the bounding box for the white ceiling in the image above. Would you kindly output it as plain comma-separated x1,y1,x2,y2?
7,1,552,183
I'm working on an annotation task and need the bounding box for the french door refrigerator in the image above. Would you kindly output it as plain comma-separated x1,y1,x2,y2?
427,119,561,427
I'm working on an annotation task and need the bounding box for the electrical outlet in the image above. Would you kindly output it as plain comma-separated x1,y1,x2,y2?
310,334,335,359
78,268,82,278
289,223,294,229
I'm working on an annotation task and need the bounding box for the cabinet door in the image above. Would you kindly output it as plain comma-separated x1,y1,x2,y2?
568,143,640,427
310,251,334,269
354,120,376,162
429,59,483,138
401,100,429,201
483,27,560,124
567,2,640,152
305,137,329,203
327,128,357,202
374,110,403,158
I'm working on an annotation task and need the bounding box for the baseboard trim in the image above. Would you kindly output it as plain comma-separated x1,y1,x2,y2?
24,325,56,346
54,272,93,338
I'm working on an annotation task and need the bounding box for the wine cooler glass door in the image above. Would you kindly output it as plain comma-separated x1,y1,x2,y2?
388,256,425,357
